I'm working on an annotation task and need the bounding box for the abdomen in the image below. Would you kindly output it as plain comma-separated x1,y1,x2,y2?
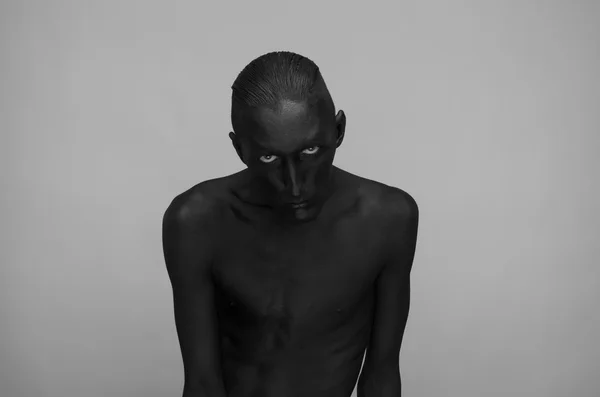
219,290,374,397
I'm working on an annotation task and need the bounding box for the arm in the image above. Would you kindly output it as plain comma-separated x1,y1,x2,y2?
357,190,419,397
162,194,227,397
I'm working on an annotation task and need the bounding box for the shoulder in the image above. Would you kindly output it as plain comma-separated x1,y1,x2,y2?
161,176,238,276
351,178,418,242
378,185,419,222
374,187,419,260
332,168,418,222
162,173,239,233
357,184,419,270
164,185,215,227
339,169,417,220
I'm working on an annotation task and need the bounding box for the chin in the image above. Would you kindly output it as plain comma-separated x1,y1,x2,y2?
292,205,323,223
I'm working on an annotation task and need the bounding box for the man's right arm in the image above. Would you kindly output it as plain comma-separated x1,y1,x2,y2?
162,194,227,397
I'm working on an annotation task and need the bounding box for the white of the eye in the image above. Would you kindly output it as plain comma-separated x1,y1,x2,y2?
260,155,277,163
303,147,319,154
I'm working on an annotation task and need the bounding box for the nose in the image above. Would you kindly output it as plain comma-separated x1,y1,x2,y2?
282,159,301,198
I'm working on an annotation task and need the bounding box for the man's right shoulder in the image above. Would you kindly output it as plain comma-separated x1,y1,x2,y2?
161,182,224,283
163,177,231,230
161,178,234,278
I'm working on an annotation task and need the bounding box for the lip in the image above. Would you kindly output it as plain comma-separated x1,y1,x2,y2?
289,201,309,209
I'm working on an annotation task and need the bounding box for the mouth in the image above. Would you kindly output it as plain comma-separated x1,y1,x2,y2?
288,201,309,209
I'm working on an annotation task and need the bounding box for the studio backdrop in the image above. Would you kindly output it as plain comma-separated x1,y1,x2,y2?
1,1,599,396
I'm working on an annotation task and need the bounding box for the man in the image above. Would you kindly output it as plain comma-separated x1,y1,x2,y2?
162,51,419,397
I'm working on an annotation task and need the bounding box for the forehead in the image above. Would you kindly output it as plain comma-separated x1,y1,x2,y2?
243,99,333,153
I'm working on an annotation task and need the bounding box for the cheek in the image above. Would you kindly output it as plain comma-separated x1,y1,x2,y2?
304,159,333,191
247,167,281,193
262,169,284,191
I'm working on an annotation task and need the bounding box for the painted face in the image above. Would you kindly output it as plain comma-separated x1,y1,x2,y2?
234,98,343,222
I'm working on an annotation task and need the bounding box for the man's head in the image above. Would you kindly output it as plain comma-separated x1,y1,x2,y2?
229,51,346,222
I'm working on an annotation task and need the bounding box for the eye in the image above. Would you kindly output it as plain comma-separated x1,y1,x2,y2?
259,154,278,164
301,146,320,155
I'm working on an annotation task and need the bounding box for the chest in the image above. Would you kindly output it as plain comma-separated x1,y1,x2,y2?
212,217,384,322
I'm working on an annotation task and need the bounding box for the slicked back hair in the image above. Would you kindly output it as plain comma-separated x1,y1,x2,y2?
231,51,334,133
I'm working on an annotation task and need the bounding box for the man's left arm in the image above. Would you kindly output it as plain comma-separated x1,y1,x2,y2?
357,189,419,397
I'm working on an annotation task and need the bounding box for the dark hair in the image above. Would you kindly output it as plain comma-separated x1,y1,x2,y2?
231,51,332,130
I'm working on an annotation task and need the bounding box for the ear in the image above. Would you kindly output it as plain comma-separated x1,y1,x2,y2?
229,132,246,164
334,110,346,148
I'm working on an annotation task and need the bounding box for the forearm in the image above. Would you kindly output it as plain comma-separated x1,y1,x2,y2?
357,366,402,397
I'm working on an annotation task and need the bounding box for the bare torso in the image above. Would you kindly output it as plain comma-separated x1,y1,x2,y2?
163,166,417,397
204,167,391,397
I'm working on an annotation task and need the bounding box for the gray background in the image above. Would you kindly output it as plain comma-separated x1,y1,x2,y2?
1,1,599,396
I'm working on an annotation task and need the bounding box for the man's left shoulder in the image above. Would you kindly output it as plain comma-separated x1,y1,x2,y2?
337,169,418,224
380,185,419,222
369,185,419,260
359,180,418,224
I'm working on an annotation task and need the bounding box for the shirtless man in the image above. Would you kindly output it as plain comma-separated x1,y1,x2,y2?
162,51,419,397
